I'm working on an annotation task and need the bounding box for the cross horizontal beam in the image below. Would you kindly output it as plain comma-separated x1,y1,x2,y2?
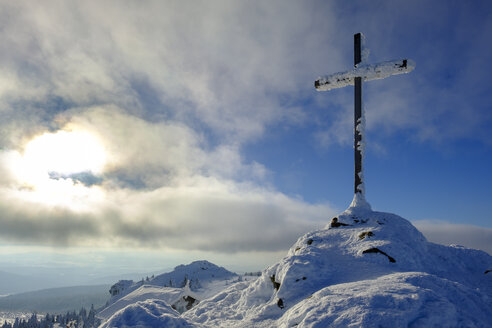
315,59,415,91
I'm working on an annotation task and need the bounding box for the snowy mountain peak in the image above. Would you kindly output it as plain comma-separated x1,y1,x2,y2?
174,260,216,270
183,209,492,327
99,260,239,326
99,211,492,327
150,260,237,290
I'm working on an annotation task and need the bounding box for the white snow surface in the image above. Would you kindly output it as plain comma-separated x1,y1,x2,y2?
98,285,185,322
100,299,194,328
100,205,492,327
280,272,490,328
349,192,371,212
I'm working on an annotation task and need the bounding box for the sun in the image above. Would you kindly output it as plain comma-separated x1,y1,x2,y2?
22,130,106,178
10,130,107,209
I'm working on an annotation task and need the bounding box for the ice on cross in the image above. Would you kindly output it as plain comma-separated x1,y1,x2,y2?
315,59,415,91
315,33,415,210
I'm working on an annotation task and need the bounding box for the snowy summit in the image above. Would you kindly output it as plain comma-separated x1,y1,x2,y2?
98,260,238,326
99,199,492,327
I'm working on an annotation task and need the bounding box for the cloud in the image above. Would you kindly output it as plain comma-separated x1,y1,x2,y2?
0,0,343,146
413,220,492,255
58,106,269,189
105,178,334,252
0,176,335,252
0,105,336,252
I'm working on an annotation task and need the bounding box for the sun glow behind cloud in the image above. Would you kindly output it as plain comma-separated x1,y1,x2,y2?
23,130,106,176
8,130,107,210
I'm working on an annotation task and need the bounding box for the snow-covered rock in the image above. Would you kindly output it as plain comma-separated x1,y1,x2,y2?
183,203,492,327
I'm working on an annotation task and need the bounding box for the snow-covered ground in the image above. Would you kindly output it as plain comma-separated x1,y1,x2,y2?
98,198,492,327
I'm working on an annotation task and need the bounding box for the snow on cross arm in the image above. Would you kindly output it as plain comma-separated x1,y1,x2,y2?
314,59,416,91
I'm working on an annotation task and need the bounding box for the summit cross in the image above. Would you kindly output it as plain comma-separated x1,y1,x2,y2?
315,33,415,204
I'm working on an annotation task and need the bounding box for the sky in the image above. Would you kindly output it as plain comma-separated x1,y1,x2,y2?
0,0,491,282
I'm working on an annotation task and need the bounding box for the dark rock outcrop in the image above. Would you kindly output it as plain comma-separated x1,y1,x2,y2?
270,275,281,290
330,217,350,228
362,247,396,263
358,231,374,240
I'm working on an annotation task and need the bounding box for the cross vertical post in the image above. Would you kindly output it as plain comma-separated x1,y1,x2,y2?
354,33,363,195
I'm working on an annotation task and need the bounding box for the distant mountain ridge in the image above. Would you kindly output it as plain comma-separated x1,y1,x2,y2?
0,285,110,313
0,268,168,296
0,271,39,295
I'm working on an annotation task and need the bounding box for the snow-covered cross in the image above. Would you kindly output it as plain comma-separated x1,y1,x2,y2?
315,33,415,205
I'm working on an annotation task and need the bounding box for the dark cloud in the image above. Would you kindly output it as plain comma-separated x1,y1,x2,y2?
0,180,334,252
0,201,99,246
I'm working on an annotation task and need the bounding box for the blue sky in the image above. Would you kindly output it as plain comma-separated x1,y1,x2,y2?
243,0,492,224
0,0,491,280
